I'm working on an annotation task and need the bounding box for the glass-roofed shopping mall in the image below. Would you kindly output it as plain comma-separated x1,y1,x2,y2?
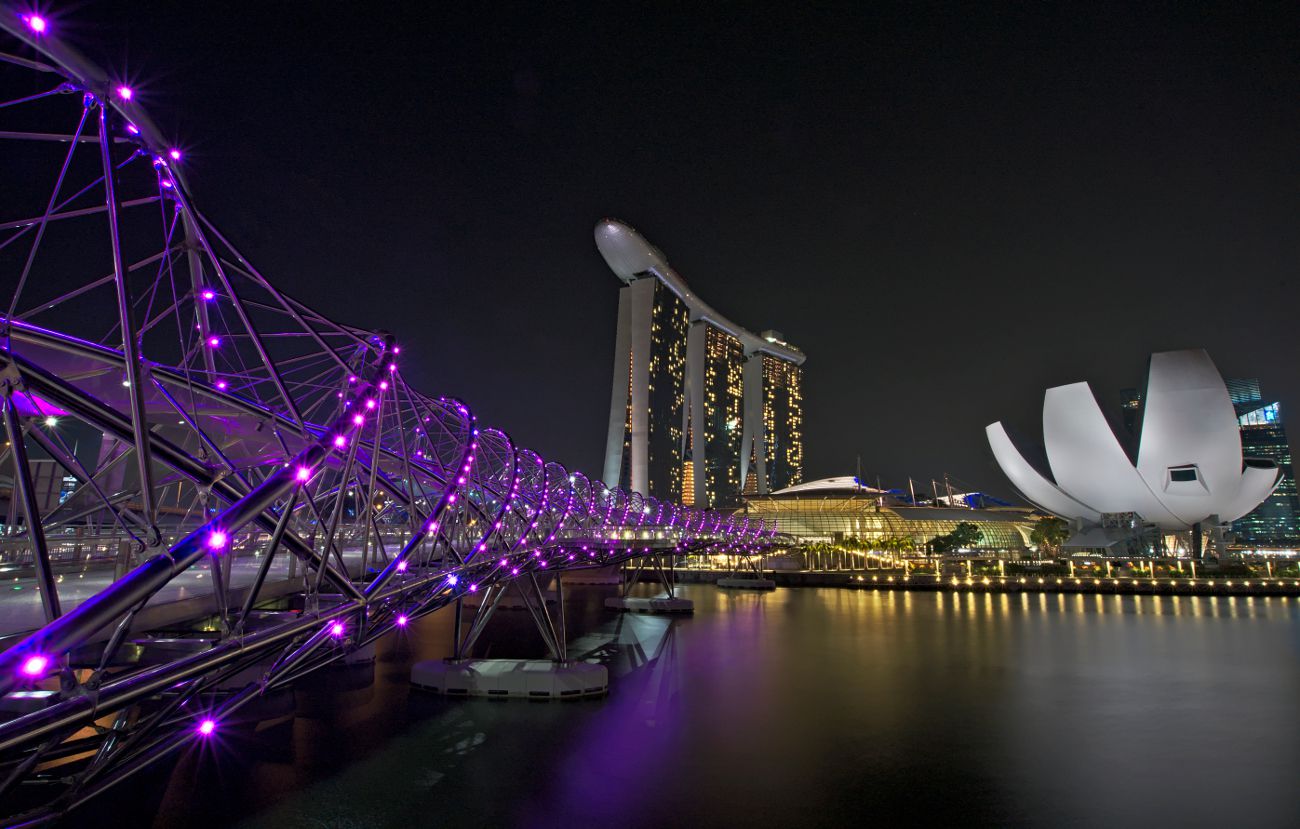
742,477,1039,552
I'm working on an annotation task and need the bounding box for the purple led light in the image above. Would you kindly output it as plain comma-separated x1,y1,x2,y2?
351,413,364,426
510,567,519,575
332,435,347,449
379,381,389,391
395,614,408,627
215,380,228,390
169,148,182,161
24,14,47,34
207,530,228,551
330,621,345,637
200,289,216,301
126,123,140,135
295,466,312,483
364,398,376,409
206,335,221,348
19,654,48,677
469,583,478,592
197,718,216,736
116,85,133,101
447,574,458,586
397,560,408,572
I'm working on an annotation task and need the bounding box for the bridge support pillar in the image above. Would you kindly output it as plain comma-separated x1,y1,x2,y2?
606,553,693,614
414,572,607,698
716,548,776,590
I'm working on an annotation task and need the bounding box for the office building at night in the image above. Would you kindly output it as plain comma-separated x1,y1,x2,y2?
1226,379,1299,546
597,219,804,507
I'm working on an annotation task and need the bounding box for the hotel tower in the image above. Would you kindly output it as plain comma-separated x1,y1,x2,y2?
596,219,805,508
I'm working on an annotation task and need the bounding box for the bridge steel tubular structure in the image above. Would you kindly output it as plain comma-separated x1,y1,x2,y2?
0,11,776,825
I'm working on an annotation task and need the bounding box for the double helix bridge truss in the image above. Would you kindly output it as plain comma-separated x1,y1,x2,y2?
0,10,775,823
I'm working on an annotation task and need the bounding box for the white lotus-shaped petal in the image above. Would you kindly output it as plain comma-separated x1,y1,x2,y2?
987,349,1281,530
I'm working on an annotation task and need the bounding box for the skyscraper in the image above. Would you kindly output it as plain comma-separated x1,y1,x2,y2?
597,219,805,507
1227,379,1299,546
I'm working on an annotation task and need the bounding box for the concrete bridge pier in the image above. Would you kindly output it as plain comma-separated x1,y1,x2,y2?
717,549,776,590
605,553,694,614
412,572,607,699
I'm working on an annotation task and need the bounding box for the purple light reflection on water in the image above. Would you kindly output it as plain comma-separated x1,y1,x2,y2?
133,588,1300,828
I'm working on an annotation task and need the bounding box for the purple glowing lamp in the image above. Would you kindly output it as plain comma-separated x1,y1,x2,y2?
116,85,133,101
197,718,216,737
207,530,228,551
395,614,408,627
330,621,345,638
19,654,48,678
295,466,312,483
24,14,47,34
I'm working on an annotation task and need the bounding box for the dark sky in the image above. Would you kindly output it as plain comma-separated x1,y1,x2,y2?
54,1,1299,497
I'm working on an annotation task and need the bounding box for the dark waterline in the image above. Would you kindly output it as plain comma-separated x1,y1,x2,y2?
95,586,1300,828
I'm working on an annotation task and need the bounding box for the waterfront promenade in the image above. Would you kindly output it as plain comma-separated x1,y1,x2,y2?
674,567,1300,597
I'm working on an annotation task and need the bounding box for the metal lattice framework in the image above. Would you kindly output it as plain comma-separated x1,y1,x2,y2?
0,10,776,822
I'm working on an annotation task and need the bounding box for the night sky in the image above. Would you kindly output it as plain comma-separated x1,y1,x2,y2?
51,2,1299,498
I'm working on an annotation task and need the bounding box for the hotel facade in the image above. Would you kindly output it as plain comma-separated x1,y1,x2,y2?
596,219,805,508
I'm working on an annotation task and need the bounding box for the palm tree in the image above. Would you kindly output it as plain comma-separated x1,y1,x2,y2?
1029,516,1070,560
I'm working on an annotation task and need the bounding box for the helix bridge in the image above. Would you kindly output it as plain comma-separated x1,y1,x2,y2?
0,9,775,823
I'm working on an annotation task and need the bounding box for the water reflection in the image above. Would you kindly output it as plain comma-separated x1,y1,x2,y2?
90,586,1300,828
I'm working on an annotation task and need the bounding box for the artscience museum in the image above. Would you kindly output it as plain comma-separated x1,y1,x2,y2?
986,350,1282,557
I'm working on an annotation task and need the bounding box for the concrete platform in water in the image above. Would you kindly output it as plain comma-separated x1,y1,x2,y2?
604,596,694,614
717,577,777,590
411,659,607,699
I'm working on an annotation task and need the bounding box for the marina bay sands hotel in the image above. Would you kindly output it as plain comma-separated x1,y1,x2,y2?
596,219,805,509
